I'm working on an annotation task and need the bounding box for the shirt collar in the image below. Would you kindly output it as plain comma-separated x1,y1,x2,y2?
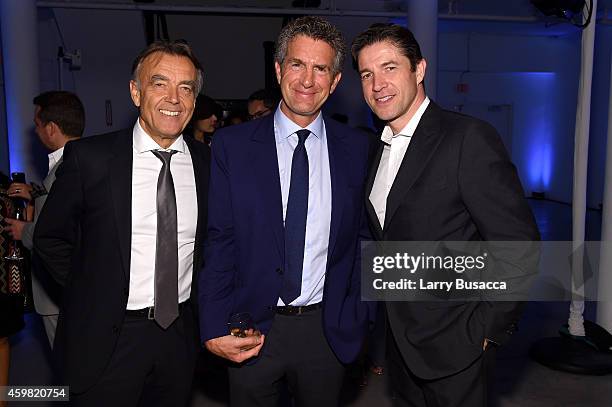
274,102,324,142
132,118,186,154
48,147,64,171
380,97,430,145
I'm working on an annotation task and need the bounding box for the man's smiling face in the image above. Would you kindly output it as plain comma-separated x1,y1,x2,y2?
357,40,426,134
130,52,198,148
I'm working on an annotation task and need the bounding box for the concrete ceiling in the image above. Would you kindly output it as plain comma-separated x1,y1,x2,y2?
37,0,612,16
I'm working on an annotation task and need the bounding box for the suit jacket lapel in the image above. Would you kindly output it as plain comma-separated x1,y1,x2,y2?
365,143,384,239
108,131,133,282
44,160,61,191
184,137,208,272
251,116,285,258
326,121,349,260
383,103,445,232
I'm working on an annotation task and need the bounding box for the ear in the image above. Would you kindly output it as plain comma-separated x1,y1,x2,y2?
129,80,141,107
329,72,342,95
47,121,61,138
416,59,427,85
274,61,282,85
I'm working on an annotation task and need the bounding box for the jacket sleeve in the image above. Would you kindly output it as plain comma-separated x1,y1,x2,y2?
33,141,83,287
198,131,236,343
458,120,540,345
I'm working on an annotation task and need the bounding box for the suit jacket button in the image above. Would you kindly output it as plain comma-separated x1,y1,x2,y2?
276,268,283,275
112,325,119,334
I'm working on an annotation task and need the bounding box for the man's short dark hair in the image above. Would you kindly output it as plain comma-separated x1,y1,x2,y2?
33,91,85,138
131,40,203,94
351,23,423,72
248,89,280,110
275,16,346,76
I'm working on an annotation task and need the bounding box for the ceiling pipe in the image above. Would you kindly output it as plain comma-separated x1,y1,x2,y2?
33,1,544,22
36,1,610,24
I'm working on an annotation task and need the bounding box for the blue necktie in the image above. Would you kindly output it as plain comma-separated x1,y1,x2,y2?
281,129,310,305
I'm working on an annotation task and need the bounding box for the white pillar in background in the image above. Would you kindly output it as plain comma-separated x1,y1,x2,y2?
406,0,437,100
569,0,598,337
0,0,40,179
596,56,612,336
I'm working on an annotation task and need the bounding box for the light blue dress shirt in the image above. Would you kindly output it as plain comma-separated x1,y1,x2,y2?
274,106,332,306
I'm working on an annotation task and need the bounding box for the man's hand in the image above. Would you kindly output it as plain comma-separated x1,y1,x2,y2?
7,182,32,202
205,332,265,363
4,218,29,241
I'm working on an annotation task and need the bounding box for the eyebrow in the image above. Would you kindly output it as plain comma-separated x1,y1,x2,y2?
287,57,304,65
382,60,399,67
179,80,196,89
150,75,195,89
287,57,329,70
359,60,398,74
150,74,169,82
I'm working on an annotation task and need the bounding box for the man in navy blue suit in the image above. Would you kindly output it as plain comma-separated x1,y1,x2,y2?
199,16,372,407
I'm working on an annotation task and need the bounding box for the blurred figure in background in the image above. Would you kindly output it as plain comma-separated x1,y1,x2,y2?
223,110,247,127
4,90,84,349
247,88,279,120
1,170,26,407
190,94,222,146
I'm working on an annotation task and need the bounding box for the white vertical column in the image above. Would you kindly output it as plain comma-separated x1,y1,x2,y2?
0,0,40,179
406,0,438,100
596,55,612,336
569,0,598,337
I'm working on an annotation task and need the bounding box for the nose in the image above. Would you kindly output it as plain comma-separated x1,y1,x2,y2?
166,86,179,103
301,68,314,88
372,75,386,93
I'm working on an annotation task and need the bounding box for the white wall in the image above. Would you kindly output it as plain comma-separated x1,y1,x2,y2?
38,8,146,137
32,8,611,208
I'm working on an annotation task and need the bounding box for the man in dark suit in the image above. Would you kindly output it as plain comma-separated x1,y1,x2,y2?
34,41,209,406
351,24,540,407
200,16,371,406
5,91,84,349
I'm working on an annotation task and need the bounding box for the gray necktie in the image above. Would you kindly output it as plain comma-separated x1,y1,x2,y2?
151,150,179,329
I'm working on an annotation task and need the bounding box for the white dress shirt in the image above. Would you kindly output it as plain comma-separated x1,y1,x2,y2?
274,106,332,306
48,147,64,174
127,120,198,309
370,97,430,228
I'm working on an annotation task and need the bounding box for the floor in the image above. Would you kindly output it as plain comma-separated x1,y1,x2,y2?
7,199,612,406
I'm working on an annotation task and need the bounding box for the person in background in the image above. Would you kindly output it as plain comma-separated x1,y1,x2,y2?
0,171,25,407
223,110,247,127
190,94,222,146
4,90,84,349
247,88,279,120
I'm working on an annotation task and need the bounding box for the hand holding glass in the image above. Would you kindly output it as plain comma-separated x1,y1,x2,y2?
228,312,261,338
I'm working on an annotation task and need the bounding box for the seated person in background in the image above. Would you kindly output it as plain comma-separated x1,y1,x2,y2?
247,88,279,120
190,94,222,146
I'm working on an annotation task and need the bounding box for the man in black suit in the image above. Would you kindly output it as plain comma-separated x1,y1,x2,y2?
352,24,540,406
34,41,209,406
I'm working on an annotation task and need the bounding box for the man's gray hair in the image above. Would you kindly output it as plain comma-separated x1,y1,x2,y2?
131,40,203,94
275,16,346,76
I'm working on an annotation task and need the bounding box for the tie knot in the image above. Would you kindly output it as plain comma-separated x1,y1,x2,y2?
296,129,310,144
152,150,177,165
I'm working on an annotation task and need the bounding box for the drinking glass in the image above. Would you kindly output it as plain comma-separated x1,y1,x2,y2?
228,312,259,338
